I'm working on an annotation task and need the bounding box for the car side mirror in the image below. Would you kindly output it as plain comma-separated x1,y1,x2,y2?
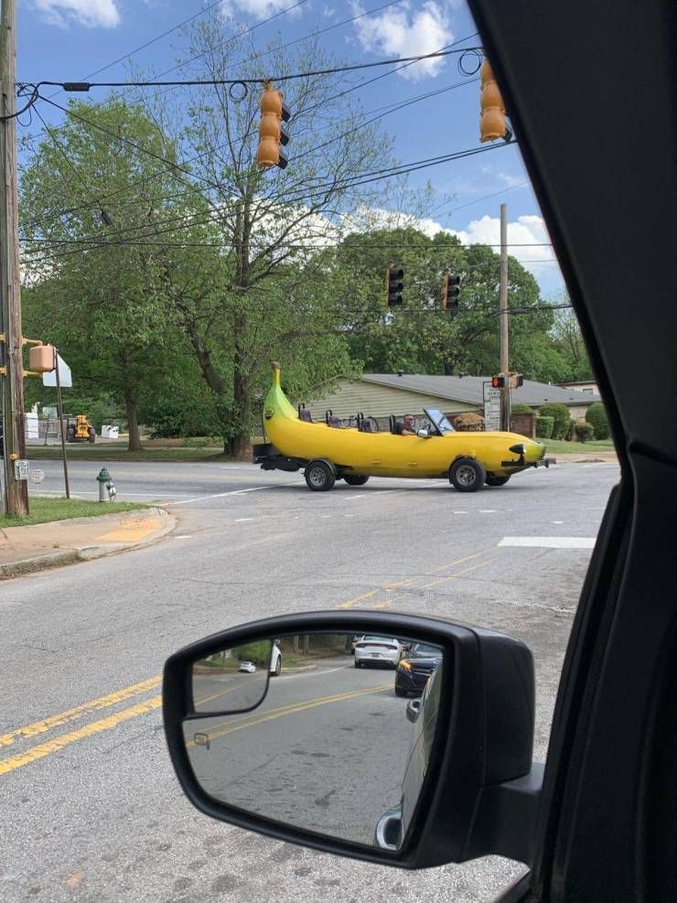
163,612,540,870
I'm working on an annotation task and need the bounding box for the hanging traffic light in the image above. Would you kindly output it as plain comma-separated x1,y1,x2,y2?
257,82,290,170
386,266,404,307
442,272,461,310
491,375,506,389
480,59,507,143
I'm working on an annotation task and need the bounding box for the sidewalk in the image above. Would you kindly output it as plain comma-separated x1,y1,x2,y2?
0,507,175,579
554,452,618,464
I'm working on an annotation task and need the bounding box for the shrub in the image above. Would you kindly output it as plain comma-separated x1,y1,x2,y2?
585,402,610,440
536,416,555,439
453,413,485,431
511,403,533,414
539,403,572,439
574,422,595,443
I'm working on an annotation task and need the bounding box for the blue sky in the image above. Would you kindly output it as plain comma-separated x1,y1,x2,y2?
18,0,564,297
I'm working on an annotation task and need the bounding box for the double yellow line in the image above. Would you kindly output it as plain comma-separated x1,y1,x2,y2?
1,550,495,776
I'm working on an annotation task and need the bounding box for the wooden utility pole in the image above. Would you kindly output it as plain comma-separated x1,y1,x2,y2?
499,203,510,431
0,0,28,515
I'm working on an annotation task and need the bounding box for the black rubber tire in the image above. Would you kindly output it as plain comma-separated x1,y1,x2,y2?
354,659,362,668
344,475,369,486
485,474,511,487
449,457,485,492
304,459,336,492
395,685,408,698
88,429,96,444
273,656,282,676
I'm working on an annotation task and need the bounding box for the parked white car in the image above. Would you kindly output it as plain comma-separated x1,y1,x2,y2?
354,636,402,669
269,640,282,676
239,661,257,674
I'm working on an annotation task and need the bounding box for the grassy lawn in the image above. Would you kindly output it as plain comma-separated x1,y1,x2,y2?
26,445,230,463
542,438,617,455
0,497,147,528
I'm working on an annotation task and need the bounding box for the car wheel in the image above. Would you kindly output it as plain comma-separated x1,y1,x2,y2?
449,457,485,492
344,475,369,486
273,656,282,676
304,459,336,492
395,685,408,697
485,474,511,487
354,659,362,668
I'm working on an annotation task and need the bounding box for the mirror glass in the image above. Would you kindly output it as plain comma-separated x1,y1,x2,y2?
192,640,273,714
183,631,445,849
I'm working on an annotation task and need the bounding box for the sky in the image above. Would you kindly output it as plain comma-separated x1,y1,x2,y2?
17,0,564,298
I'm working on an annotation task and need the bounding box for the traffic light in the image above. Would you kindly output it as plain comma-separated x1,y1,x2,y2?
491,375,506,389
257,82,290,170
386,266,404,307
480,59,507,143
442,272,461,309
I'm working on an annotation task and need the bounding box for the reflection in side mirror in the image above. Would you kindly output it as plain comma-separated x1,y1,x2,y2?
192,639,273,714
183,631,444,850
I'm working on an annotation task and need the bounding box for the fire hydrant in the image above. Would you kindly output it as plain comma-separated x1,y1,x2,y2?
97,467,117,502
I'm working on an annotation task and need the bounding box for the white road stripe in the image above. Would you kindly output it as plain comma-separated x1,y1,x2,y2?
499,536,596,549
168,486,269,506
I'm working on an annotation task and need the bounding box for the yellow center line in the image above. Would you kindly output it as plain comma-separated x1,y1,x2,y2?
432,551,484,572
0,697,162,776
421,559,494,589
0,675,162,749
336,588,380,609
372,600,392,610
188,684,392,747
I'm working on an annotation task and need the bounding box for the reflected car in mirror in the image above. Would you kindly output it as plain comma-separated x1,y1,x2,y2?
395,642,443,697
354,636,402,668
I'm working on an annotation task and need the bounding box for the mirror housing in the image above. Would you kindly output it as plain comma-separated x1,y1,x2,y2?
163,611,539,869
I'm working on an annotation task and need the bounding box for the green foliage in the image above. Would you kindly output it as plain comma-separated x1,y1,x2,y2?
453,413,485,431
511,404,533,414
539,403,572,439
536,416,555,439
575,422,595,442
585,402,610,440
234,641,272,666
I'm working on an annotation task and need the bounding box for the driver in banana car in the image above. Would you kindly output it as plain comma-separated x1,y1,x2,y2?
394,414,417,436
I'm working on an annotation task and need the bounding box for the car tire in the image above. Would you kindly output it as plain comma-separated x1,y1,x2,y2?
304,459,336,492
485,474,511,487
395,685,408,697
354,659,362,668
344,475,369,486
449,457,485,492
273,656,282,676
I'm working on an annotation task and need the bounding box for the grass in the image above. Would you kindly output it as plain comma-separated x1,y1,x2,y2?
542,438,617,455
26,444,231,463
0,497,147,528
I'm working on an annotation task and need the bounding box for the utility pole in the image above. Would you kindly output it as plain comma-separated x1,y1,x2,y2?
0,0,28,515
499,203,510,431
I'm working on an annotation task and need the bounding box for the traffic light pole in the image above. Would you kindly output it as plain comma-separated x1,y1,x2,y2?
0,0,28,516
499,203,510,431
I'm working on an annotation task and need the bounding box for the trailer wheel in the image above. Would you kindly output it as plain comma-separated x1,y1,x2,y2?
344,475,369,486
304,460,336,492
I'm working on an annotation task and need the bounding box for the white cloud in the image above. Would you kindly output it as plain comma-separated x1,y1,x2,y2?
31,0,121,28
350,1,454,81
220,0,308,20
450,213,560,281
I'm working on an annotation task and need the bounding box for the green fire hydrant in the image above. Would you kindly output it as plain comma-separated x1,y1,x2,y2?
97,467,117,503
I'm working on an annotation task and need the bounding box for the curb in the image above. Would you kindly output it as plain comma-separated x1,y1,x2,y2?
0,550,82,579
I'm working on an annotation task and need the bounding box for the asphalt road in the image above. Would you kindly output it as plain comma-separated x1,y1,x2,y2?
1,459,619,903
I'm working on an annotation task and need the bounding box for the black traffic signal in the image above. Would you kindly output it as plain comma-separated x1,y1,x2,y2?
442,272,461,309
491,375,506,388
257,82,291,170
386,266,404,307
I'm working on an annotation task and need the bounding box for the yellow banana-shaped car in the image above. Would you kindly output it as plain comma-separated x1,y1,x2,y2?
255,363,551,492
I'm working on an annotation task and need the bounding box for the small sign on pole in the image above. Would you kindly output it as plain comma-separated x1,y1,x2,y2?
42,354,72,388
483,382,502,432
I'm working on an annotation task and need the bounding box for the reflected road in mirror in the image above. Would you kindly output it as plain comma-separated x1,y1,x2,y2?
184,633,443,848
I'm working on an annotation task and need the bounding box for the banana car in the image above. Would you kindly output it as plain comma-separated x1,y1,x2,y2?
254,363,552,492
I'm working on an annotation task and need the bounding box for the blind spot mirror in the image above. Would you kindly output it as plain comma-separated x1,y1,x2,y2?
183,631,444,850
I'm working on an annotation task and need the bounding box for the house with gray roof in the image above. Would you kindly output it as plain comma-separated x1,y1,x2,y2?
299,373,602,427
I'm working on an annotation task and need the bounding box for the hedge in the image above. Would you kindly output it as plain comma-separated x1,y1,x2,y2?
539,403,572,439
575,422,595,443
536,416,555,439
585,402,610,440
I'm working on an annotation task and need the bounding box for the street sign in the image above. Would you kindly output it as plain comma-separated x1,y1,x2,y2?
14,460,29,481
483,383,501,431
42,353,72,388
30,469,44,484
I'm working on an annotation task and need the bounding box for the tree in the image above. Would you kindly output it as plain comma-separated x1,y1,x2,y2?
20,99,196,450
137,18,407,455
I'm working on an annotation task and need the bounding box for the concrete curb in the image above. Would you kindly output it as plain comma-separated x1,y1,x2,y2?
0,507,176,580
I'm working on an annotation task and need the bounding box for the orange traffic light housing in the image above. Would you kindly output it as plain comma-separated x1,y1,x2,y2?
480,59,507,143
257,82,290,170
